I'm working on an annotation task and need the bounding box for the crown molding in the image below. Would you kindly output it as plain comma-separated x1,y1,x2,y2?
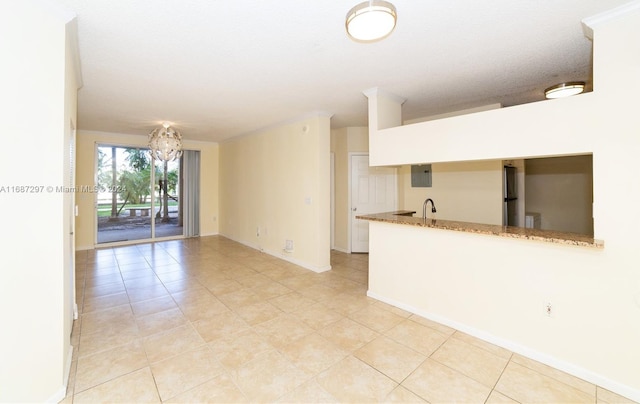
582,0,640,39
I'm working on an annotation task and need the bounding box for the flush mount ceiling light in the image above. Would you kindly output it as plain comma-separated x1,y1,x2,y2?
346,0,397,43
148,122,183,161
544,82,586,99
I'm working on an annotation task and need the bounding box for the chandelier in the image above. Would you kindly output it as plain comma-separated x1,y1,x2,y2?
148,122,183,161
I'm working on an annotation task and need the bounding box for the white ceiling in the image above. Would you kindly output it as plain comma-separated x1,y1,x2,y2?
55,0,630,142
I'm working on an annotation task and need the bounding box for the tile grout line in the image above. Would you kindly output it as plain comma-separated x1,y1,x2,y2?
484,352,517,404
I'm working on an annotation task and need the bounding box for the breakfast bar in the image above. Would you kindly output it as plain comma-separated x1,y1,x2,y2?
356,211,604,249
356,209,611,396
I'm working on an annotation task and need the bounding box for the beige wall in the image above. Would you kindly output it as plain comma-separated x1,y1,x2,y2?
330,128,348,251
399,160,503,225
75,132,219,250
346,126,369,151
220,114,331,271
331,127,503,249
366,7,640,401
525,155,593,235
330,127,368,252
0,2,78,402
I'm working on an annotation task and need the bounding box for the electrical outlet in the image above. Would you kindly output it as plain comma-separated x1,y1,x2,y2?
285,239,294,251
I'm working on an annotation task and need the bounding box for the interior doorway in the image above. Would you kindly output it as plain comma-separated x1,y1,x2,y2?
350,154,397,253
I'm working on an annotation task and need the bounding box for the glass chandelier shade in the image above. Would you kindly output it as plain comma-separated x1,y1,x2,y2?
148,123,183,161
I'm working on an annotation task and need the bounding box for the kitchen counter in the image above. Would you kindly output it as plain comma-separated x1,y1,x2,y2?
356,211,604,249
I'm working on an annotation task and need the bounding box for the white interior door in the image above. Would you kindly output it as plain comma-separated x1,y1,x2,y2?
351,154,397,253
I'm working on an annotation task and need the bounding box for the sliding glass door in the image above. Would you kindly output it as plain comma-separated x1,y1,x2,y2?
96,144,188,245
153,156,182,238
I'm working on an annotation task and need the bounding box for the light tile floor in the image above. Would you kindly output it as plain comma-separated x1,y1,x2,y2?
63,236,636,403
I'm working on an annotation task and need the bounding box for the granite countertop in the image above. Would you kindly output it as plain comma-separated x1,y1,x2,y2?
356,211,604,249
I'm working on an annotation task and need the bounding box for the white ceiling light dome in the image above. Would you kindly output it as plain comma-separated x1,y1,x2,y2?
545,82,586,99
346,1,397,43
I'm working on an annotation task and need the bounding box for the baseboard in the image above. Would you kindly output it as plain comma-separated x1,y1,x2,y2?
46,346,73,403
78,233,219,252
263,247,332,273
331,246,349,254
46,386,66,404
63,345,73,392
219,233,332,273
366,290,640,403
200,231,219,237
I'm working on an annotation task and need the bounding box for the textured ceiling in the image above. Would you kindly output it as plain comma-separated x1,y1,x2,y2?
54,0,630,142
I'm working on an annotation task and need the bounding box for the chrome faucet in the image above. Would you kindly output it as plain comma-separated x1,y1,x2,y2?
423,198,436,219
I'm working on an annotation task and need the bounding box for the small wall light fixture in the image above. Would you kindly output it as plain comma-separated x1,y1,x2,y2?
346,0,397,43
544,82,586,99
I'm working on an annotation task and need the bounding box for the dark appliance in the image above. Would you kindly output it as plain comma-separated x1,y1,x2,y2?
504,166,518,226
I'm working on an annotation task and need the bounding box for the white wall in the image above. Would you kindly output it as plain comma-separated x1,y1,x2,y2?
525,155,593,235
220,114,331,272
368,221,631,396
75,131,220,249
403,103,502,125
0,1,78,402
365,5,640,401
62,15,80,398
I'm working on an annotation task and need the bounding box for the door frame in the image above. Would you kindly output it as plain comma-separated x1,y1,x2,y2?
93,142,154,246
330,152,335,251
93,142,186,247
68,121,77,321
348,152,367,253
349,152,399,253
